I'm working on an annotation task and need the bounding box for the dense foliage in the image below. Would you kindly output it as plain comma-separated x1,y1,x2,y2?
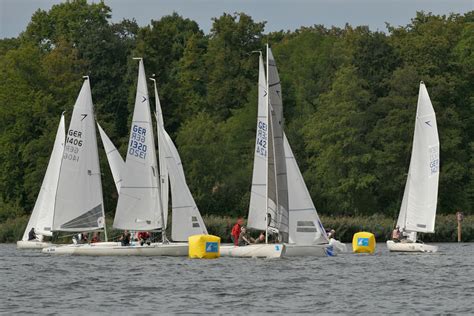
0,1,472,234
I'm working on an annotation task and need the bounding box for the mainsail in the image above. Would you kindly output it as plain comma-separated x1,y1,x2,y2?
53,78,105,232
267,46,289,242
97,123,125,193
284,134,328,244
152,79,169,228
396,82,440,233
113,59,162,231
22,114,65,240
248,53,270,231
247,46,289,243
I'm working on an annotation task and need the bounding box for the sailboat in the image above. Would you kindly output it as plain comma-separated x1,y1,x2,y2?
17,114,65,249
387,82,440,253
41,77,116,253
46,59,207,256
221,45,337,258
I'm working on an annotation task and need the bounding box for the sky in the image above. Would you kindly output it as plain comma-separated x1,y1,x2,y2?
0,0,472,39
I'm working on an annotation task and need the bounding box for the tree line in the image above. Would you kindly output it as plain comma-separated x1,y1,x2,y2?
0,0,472,227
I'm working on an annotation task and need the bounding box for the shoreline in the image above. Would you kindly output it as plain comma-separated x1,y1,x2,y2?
2,214,471,243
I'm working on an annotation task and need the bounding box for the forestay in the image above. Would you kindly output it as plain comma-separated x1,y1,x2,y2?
397,82,439,233
22,114,65,240
284,134,328,244
114,59,162,231
97,123,125,193
53,79,105,232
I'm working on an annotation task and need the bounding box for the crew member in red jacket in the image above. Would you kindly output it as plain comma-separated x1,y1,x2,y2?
231,218,244,245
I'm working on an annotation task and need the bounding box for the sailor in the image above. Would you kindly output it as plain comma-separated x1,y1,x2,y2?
254,232,265,244
327,229,336,239
231,218,244,245
137,231,151,246
120,230,131,246
391,226,401,242
238,226,255,246
28,228,37,241
90,232,100,243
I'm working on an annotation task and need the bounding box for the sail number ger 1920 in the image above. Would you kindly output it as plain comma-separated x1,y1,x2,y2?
129,125,147,159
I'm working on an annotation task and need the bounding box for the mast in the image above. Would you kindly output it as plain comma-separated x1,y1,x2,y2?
150,76,168,243
265,44,270,243
82,76,109,242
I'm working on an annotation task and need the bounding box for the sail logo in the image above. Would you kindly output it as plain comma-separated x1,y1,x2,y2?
357,237,369,246
429,145,439,175
256,120,268,157
205,242,218,253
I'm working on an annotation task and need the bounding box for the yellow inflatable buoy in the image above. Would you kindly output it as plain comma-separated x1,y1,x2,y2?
188,234,221,259
352,232,376,254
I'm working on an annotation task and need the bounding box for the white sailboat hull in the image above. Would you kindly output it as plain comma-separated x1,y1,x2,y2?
386,240,438,253
16,240,52,249
220,244,285,258
42,242,188,256
284,243,335,257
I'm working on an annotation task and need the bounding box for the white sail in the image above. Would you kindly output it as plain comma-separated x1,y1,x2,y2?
97,124,125,193
53,78,105,232
284,134,328,244
267,46,289,242
22,114,65,240
152,79,169,228
248,54,270,231
159,127,208,241
113,59,162,231
397,82,439,233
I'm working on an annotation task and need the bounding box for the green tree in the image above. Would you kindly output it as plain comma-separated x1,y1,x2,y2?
205,13,265,119
303,66,376,215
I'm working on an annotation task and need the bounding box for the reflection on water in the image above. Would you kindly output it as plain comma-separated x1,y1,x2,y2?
1,243,473,314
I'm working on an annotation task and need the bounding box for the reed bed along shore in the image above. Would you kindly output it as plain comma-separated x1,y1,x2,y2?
1,214,472,243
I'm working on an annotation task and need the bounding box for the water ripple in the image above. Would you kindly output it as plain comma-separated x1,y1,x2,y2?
1,243,473,314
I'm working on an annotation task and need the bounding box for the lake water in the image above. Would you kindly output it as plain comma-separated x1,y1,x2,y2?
1,243,473,314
